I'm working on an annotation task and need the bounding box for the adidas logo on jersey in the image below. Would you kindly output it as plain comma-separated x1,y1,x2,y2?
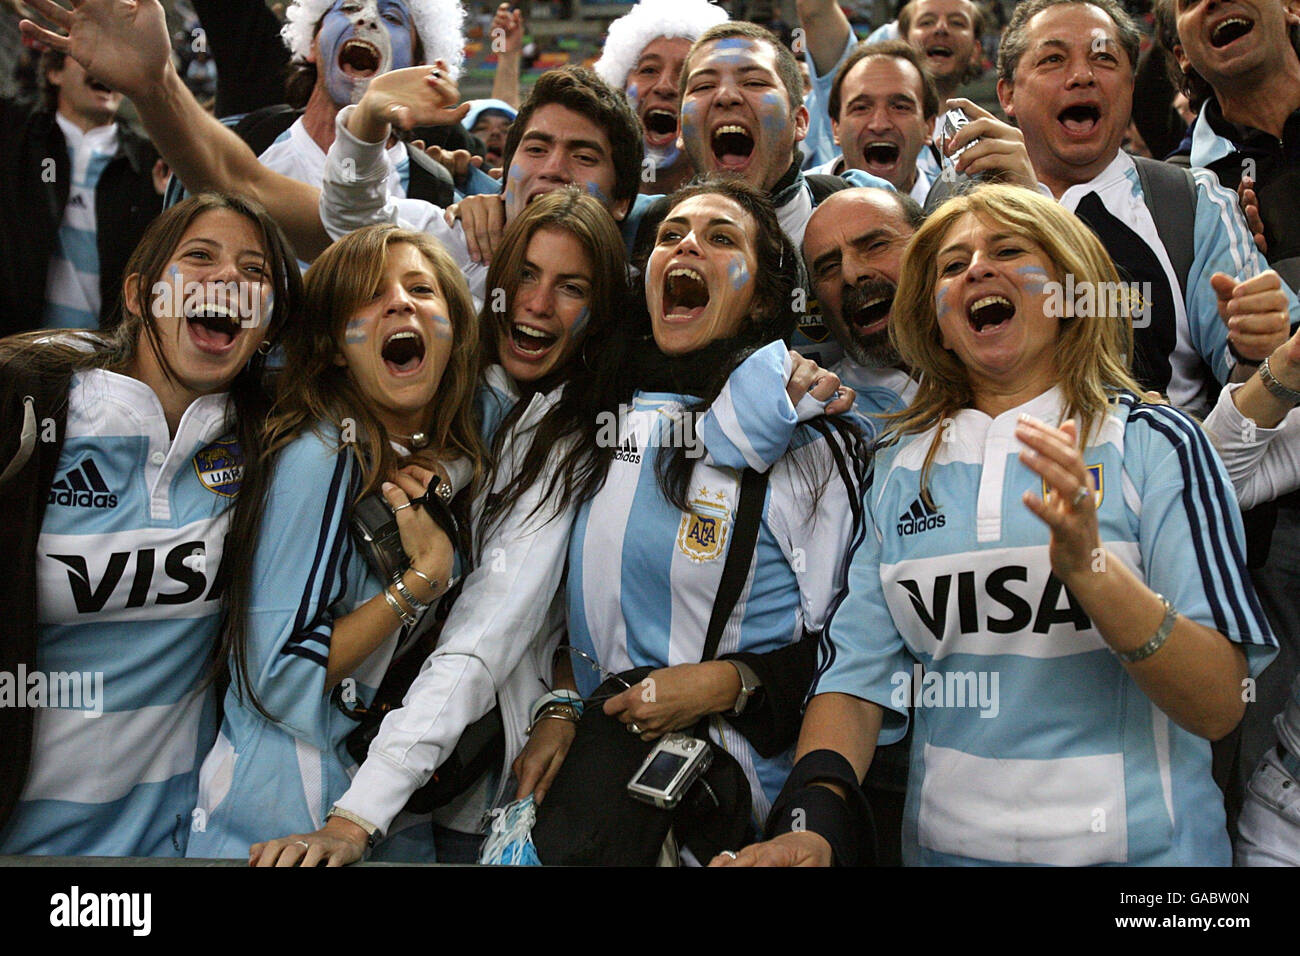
613,432,641,464
49,458,118,509
897,495,944,537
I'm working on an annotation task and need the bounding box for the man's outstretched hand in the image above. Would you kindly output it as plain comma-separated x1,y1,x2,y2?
20,0,172,99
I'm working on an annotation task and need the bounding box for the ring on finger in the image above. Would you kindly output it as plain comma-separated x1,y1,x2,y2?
628,722,643,735
392,501,414,512
722,849,738,860
294,840,310,849
1070,485,1090,508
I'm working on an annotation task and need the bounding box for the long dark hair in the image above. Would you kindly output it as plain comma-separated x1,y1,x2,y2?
477,188,633,544
0,191,303,705
221,223,487,721
483,175,853,535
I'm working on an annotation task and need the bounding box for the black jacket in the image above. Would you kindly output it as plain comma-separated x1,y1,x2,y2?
0,99,162,337
0,356,73,832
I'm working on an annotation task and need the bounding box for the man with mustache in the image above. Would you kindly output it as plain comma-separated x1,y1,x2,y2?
802,187,921,430
0,47,161,335
593,0,728,196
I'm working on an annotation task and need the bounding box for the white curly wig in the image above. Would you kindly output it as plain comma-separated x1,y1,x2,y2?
593,0,729,90
281,0,466,80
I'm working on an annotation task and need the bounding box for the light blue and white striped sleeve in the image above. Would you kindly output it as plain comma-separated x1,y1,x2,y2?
808,464,911,741
240,430,373,747
802,31,857,170
695,341,827,471
1124,399,1277,675
1185,168,1300,383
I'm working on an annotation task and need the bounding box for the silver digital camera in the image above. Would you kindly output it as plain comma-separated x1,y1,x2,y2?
626,733,713,810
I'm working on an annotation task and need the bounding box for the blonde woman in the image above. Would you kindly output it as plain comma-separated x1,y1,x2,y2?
721,184,1277,867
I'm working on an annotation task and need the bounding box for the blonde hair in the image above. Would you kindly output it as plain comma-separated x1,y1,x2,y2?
885,184,1143,504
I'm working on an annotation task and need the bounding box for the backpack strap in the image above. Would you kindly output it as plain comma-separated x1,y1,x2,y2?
1132,155,1197,297
701,468,770,663
805,173,850,206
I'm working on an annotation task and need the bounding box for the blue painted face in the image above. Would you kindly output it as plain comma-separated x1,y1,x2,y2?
317,0,417,107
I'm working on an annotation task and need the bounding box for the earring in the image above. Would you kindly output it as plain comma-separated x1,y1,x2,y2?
257,341,273,355
581,336,595,371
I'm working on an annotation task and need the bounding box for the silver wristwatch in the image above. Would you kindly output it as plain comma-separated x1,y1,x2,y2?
727,659,763,715
1259,356,1300,405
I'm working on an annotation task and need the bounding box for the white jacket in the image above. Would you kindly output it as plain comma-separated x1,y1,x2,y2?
335,368,574,836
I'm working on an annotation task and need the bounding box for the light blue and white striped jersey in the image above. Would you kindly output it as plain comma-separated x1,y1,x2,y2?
2,368,232,856
42,117,118,330
186,426,436,862
1055,151,1300,413
567,383,867,824
813,386,1277,865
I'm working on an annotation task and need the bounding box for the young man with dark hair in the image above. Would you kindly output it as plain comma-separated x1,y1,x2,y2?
0,47,161,335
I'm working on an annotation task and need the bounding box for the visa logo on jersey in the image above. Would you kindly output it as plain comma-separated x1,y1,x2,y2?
48,457,118,509
896,565,1091,641
46,541,222,615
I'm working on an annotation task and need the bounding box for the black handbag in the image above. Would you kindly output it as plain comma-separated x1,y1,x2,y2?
341,480,504,813
530,468,770,865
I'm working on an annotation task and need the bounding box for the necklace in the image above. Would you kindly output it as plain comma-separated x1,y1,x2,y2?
392,430,429,450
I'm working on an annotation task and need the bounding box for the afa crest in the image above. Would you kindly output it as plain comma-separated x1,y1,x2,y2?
1042,463,1103,508
677,486,732,563
194,438,244,498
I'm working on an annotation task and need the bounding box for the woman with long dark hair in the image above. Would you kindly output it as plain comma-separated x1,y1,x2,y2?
0,192,300,856
184,223,487,861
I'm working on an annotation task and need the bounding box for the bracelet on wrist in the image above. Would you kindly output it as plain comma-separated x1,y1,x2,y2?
384,585,419,628
1228,340,1263,368
407,566,441,602
1113,594,1178,664
390,575,429,614
527,702,581,735
529,689,584,726
328,805,379,849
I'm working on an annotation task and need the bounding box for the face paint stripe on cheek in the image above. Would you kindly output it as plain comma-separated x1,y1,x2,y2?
345,319,367,345
571,306,591,338
431,314,453,339
1016,265,1050,295
728,255,750,291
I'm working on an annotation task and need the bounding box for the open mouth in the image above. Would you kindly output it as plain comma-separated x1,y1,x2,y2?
509,322,559,357
644,108,679,147
663,267,711,321
847,292,894,335
1058,104,1101,136
185,304,241,353
381,329,426,374
862,141,901,170
1210,16,1254,48
925,44,954,60
711,124,755,170
967,295,1014,333
338,39,382,79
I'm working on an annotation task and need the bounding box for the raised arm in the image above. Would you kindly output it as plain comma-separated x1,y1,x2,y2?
796,0,853,75
488,3,523,109
21,0,330,258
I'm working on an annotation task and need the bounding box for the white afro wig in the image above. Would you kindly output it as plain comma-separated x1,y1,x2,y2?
593,0,729,90
281,0,466,80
